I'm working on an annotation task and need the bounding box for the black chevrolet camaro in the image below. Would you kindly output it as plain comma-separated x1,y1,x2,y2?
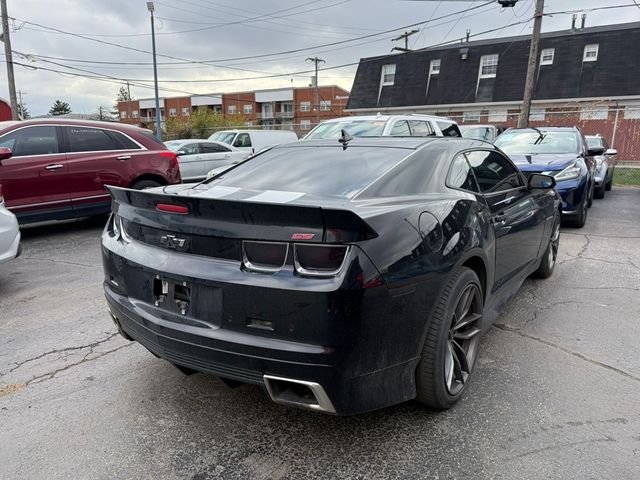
102,137,561,415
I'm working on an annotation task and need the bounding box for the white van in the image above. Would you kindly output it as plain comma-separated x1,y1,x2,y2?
208,129,298,154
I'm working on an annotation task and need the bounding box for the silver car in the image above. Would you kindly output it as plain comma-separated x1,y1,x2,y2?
0,185,20,264
585,135,617,199
165,139,249,182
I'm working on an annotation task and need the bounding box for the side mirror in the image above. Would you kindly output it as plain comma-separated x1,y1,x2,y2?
528,173,556,190
176,150,186,156
587,146,605,156
605,148,617,156
0,147,12,162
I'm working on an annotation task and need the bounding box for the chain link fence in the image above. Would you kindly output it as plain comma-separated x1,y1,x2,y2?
161,122,321,142
614,167,640,186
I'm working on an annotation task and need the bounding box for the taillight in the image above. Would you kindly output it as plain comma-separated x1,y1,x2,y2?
156,203,189,214
0,184,4,205
294,244,349,277
159,151,179,169
242,241,289,273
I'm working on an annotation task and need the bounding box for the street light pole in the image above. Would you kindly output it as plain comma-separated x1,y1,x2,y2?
1,0,19,120
306,57,325,126
518,0,544,128
147,2,162,141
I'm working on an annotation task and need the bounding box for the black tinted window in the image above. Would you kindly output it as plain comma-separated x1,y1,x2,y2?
67,127,118,152
390,120,410,136
202,143,230,153
140,130,166,148
409,120,435,137
108,131,141,150
465,150,522,193
233,133,251,147
214,146,411,198
0,126,59,156
180,143,200,155
438,122,461,137
448,154,480,192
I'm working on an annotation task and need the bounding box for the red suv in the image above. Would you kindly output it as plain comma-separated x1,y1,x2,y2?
0,119,181,223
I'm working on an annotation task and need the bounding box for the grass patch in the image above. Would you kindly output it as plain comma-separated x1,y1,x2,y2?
614,167,640,186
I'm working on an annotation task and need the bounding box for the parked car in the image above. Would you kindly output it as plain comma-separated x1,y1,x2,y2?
459,124,507,143
208,129,298,154
303,114,461,140
0,119,181,224
585,134,617,198
495,127,599,228
103,136,561,415
165,139,248,182
0,183,20,264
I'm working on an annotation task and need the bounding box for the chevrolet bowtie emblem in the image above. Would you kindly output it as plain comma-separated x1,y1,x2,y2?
160,234,186,250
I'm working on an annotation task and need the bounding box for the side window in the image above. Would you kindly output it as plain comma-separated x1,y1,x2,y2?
390,120,410,136
408,120,435,137
0,126,59,156
67,127,119,153
180,143,200,155
107,131,141,150
465,150,523,193
233,133,252,148
201,143,230,153
448,154,480,193
438,122,461,137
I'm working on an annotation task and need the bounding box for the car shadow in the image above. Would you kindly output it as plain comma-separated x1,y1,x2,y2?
18,215,109,240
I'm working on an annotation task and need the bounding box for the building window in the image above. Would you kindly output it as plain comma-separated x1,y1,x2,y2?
479,54,499,79
429,59,441,75
243,104,253,115
228,105,237,115
119,111,127,119
169,108,177,117
300,101,311,112
580,106,608,121
624,106,640,120
463,111,481,123
282,103,294,118
131,110,139,119
181,107,190,116
529,108,546,121
320,100,331,111
381,64,396,86
300,119,312,130
583,44,599,62
540,48,554,66
488,110,507,122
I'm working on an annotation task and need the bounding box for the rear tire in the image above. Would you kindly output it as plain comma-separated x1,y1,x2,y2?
131,179,162,190
605,168,614,191
416,267,483,410
532,213,560,279
587,181,594,208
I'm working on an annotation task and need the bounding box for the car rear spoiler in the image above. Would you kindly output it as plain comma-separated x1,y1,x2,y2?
108,186,377,243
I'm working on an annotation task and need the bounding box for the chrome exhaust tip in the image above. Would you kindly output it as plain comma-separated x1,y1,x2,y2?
263,375,336,414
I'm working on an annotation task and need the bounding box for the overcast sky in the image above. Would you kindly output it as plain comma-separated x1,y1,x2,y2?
2,0,638,116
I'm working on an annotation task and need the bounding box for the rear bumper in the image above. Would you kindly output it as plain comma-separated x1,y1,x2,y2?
0,209,21,264
102,235,424,415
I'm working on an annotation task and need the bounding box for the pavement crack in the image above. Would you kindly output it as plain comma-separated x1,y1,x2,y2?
503,436,616,462
493,325,640,384
0,332,119,378
19,256,95,269
25,343,132,386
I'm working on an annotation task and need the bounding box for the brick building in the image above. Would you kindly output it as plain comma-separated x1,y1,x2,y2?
346,22,640,161
117,85,349,136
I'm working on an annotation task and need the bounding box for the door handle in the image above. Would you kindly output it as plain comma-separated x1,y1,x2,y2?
45,164,64,170
493,213,507,223
116,155,131,161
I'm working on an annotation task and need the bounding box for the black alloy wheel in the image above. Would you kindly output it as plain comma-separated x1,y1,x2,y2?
416,268,483,409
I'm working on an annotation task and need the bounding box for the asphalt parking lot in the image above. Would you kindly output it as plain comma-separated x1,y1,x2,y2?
1,187,639,480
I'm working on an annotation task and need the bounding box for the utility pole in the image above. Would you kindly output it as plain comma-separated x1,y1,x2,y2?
392,29,419,53
1,0,19,120
147,2,162,141
518,0,544,128
306,57,325,125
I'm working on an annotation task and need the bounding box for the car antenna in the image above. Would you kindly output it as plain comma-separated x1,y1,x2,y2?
338,129,354,150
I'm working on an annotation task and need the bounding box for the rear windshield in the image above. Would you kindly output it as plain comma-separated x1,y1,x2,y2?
586,137,603,148
140,131,166,149
211,145,412,198
495,130,580,155
460,126,493,141
305,120,387,139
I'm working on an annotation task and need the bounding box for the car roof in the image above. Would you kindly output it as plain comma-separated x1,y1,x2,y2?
505,126,578,132
211,129,294,134
317,114,456,123
281,136,488,151
0,118,145,131
166,139,211,143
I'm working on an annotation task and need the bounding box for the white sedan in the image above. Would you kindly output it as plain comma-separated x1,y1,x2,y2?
0,186,20,264
165,139,249,182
